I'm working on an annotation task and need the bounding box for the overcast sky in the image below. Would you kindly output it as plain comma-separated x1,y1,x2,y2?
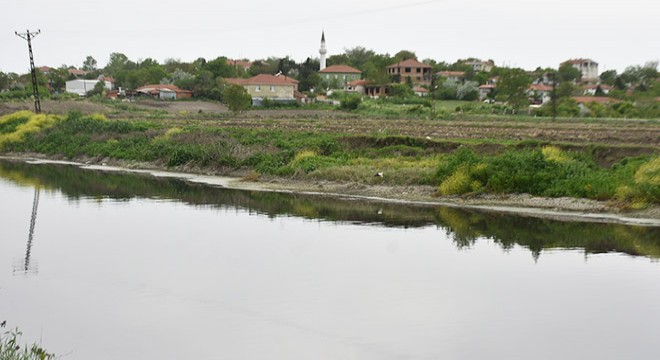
2,0,658,74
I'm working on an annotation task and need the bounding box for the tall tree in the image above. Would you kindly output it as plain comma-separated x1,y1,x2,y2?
105,53,135,77
599,70,617,86
496,68,532,111
82,56,97,72
297,57,321,92
393,50,416,62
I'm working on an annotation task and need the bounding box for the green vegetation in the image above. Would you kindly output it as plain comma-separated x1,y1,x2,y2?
0,110,658,207
0,328,53,360
435,146,659,207
222,85,252,112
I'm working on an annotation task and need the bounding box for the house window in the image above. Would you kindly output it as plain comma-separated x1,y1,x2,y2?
255,85,261,92
405,67,411,73
270,86,275,92
416,68,421,73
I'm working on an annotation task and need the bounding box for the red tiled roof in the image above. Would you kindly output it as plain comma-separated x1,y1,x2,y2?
225,74,298,86
529,84,553,92
38,66,52,72
224,78,249,86
436,71,465,77
479,84,496,89
68,68,87,75
572,96,620,104
387,59,431,69
347,79,371,86
412,86,428,93
135,84,191,94
319,64,362,74
227,59,253,69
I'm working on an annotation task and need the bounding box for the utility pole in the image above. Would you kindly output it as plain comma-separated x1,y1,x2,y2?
15,29,42,113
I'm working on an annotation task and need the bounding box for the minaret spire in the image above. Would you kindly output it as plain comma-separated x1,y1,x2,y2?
319,31,327,71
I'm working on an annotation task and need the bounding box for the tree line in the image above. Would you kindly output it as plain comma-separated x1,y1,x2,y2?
1,48,657,113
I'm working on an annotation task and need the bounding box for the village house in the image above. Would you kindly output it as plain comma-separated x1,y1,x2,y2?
225,73,299,104
67,68,87,79
386,59,432,85
528,84,553,104
436,71,465,83
38,66,53,75
227,59,253,72
412,86,428,97
478,84,495,101
134,84,192,100
65,78,113,96
477,77,499,101
365,84,390,98
319,64,362,89
583,84,613,96
346,79,370,94
463,59,494,72
562,59,599,82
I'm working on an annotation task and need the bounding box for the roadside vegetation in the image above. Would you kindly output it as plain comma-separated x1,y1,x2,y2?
1,110,658,208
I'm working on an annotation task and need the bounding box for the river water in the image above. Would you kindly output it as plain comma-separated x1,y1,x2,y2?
1,159,659,360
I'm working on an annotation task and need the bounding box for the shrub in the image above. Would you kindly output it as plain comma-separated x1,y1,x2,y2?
0,111,60,149
339,95,362,111
633,157,660,203
438,165,480,195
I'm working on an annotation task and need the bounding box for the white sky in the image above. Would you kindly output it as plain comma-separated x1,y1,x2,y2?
2,0,659,74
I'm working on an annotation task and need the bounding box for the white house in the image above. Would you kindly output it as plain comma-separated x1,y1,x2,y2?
583,84,612,96
528,84,553,104
65,79,112,96
562,59,599,82
463,60,494,72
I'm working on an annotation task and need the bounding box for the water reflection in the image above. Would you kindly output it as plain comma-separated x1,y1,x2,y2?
1,159,659,260
13,188,40,275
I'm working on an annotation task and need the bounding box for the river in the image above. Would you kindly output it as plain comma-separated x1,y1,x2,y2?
1,159,659,360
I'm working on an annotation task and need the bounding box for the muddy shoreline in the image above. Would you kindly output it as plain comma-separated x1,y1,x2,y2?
2,154,659,226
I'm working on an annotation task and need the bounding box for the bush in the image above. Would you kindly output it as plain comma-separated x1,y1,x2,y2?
438,165,481,195
339,95,362,111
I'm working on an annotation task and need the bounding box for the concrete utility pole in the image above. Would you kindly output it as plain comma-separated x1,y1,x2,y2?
15,29,42,113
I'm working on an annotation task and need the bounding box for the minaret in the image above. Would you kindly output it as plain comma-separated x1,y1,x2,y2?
319,31,327,71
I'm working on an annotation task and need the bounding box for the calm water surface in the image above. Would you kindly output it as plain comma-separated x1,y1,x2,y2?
1,160,659,360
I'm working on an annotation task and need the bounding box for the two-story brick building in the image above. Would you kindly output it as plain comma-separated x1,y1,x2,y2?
386,59,432,85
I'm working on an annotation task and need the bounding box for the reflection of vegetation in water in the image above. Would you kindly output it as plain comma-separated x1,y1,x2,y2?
1,159,659,260
436,207,660,260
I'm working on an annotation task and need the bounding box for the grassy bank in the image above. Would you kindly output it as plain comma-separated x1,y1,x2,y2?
1,110,658,208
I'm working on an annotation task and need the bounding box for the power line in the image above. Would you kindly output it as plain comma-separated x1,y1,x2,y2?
15,29,42,113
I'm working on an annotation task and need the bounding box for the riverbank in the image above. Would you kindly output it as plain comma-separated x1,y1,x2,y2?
3,155,659,226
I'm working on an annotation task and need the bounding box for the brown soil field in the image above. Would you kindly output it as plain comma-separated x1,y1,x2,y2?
2,99,659,160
